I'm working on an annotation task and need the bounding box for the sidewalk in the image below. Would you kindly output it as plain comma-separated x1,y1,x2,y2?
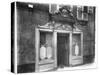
57,63,96,71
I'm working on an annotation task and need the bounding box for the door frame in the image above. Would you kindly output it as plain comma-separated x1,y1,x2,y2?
35,28,83,71
35,28,57,72
70,31,83,66
55,30,72,66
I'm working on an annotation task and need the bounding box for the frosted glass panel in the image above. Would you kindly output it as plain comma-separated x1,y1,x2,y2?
72,34,81,56
47,46,52,59
40,45,46,60
39,31,53,61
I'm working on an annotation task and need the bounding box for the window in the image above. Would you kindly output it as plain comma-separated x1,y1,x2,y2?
49,4,73,14
77,6,83,20
77,6,88,21
72,34,81,56
49,4,57,13
88,6,94,13
39,31,54,62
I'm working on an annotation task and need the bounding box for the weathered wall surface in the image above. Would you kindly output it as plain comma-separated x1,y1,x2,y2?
83,9,95,63
71,6,95,63
17,2,49,65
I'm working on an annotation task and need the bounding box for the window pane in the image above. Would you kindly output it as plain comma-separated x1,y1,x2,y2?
77,6,83,20
72,34,81,56
39,31,53,62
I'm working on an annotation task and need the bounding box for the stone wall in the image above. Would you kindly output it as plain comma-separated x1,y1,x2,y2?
17,2,49,65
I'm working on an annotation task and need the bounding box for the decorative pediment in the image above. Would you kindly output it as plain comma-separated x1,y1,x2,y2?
38,22,54,29
38,22,82,32
38,22,73,31
73,24,82,31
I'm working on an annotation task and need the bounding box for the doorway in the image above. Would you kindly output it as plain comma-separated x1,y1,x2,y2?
35,28,83,72
57,33,70,68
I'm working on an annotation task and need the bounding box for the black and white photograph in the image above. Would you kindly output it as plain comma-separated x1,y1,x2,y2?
11,1,96,74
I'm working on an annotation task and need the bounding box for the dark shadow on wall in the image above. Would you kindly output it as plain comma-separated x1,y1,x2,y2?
17,63,35,73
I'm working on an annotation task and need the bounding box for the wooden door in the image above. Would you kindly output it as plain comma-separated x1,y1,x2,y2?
57,33,70,67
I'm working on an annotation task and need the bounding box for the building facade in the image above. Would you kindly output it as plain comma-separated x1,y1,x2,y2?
11,2,95,73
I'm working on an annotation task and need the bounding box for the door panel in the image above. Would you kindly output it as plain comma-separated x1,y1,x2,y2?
57,33,69,67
